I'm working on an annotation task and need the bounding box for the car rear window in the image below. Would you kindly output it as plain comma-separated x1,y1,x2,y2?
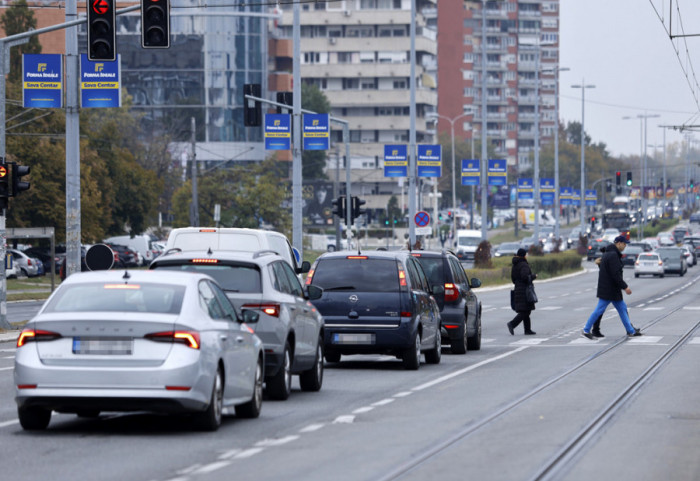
413,257,444,287
44,283,186,314
153,264,262,293
311,258,399,292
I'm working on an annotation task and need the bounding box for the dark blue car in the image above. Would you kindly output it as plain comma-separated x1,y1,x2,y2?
305,250,441,370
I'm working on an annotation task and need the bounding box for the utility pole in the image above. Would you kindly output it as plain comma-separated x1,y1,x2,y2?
190,117,199,227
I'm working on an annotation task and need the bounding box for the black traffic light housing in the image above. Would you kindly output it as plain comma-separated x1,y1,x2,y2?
87,0,117,61
141,0,170,48
276,92,293,114
8,162,30,197
615,171,621,187
0,160,8,198
351,196,366,221
243,84,262,127
626,171,633,186
332,196,346,219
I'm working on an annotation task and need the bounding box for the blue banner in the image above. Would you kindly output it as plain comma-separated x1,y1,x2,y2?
265,114,292,150
518,178,534,200
572,189,581,207
540,178,555,206
585,189,597,206
417,145,442,177
302,114,330,150
560,187,573,206
488,159,507,186
384,145,408,177
22,54,63,108
80,54,121,108
461,159,480,186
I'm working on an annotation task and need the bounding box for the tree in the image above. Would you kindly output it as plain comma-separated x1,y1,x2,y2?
301,83,332,180
0,0,41,83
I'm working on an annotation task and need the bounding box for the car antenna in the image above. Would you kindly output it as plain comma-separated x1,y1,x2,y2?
122,271,131,282
207,247,213,255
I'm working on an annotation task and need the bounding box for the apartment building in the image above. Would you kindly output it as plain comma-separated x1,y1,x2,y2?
274,0,439,214
437,0,560,172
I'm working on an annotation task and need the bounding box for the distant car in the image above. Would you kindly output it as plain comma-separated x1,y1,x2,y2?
672,225,692,244
6,259,18,279
7,249,40,277
689,212,700,223
494,242,521,257
519,236,540,252
22,247,63,275
14,269,264,431
587,239,611,261
680,245,696,267
601,228,621,242
621,245,644,267
658,233,676,246
628,242,653,252
411,250,482,354
150,249,325,400
656,247,687,276
634,253,665,278
567,227,584,249
306,250,441,370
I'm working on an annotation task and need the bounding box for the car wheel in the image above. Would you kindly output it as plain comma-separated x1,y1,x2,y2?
425,328,441,364
194,367,224,431
635,273,639,278
266,342,292,400
660,274,665,278
324,351,341,363
236,357,264,419
402,331,421,370
300,337,324,392
467,314,482,351
18,406,51,430
450,323,468,355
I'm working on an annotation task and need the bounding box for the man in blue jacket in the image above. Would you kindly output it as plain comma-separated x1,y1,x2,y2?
582,235,642,339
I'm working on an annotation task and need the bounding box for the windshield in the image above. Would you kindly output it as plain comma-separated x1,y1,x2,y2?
311,258,399,292
458,237,481,247
153,263,262,293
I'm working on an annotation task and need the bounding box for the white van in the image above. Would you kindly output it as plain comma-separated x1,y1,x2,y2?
454,229,483,261
165,227,308,274
103,234,155,266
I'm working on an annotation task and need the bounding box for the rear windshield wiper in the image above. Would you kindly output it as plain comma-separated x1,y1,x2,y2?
323,286,356,291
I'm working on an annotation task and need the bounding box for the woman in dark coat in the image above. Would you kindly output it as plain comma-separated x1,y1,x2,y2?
507,248,537,335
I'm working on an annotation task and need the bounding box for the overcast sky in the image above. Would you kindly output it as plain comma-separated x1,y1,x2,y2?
559,0,700,158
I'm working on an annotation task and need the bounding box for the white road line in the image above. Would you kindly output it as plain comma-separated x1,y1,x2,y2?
412,346,528,392
627,336,663,344
352,406,374,414
511,338,547,345
255,436,299,447
683,306,700,310
299,423,325,433
538,306,563,310
689,337,700,344
393,391,412,398
233,448,265,459
333,415,355,424
0,419,19,428
0,367,13,371
371,398,395,407
218,449,241,460
2,356,14,359
193,461,230,475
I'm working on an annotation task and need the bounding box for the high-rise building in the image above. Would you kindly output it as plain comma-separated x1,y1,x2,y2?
437,0,560,171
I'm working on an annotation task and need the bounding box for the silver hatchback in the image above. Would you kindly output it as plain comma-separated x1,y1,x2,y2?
14,270,264,431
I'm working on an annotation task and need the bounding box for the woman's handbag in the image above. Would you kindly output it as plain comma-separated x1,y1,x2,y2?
525,283,538,304
510,289,516,311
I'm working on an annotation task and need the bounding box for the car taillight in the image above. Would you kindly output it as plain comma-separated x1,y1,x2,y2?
658,260,663,266
398,266,408,289
242,303,280,318
27,259,32,266
305,268,315,285
444,283,459,302
145,331,200,349
17,329,62,347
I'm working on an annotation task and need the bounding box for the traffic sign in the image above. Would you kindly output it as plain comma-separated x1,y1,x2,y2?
415,226,432,235
414,211,430,227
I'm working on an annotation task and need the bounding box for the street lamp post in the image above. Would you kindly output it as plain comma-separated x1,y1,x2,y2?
571,80,596,231
428,110,475,239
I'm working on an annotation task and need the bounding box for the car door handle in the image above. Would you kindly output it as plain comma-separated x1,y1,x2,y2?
219,334,228,341
236,336,245,343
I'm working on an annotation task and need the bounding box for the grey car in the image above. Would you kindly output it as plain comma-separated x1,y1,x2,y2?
656,247,688,276
8,248,40,277
150,249,325,400
14,270,264,431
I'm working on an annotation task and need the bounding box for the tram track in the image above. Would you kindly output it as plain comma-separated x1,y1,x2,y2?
377,300,697,481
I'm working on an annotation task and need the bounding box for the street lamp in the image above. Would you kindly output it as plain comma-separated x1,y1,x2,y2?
572,80,596,231
427,109,476,238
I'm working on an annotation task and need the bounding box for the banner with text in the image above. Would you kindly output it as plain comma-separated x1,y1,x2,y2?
22,54,62,108
488,159,507,186
417,144,442,177
302,114,330,150
585,189,597,206
80,54,121,108
384,145,408,177
264,114,292,150
572,189,581,207
540,178,555,206
461,159,480,186
518,178,534,200
560,187,573,206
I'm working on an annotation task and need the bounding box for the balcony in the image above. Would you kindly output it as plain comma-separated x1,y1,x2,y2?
301,62,414,79
300,36,436,56
323,88,437,107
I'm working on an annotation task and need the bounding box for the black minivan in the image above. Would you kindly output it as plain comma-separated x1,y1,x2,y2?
305,251,441,370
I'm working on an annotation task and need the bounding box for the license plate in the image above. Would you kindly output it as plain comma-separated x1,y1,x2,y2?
333,333,375,345
73,337,133,355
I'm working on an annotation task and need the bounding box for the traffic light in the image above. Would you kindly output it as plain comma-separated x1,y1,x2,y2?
276,92,293,114
691,179,695,189
141,0,170,48
606,179,612,193
243,84,262,127
615,171,621,188
351,196,366,221
87,0,117,61
626,172,633,186
332,195,346,219
8,162,30,197
0,160,8,198
590,216,596,230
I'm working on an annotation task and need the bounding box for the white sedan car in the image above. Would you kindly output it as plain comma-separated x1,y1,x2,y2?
634,253,665,278
14,270,264,431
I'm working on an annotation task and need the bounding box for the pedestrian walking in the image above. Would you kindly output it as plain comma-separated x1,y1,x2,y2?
582,235,642,339
507,248,537,336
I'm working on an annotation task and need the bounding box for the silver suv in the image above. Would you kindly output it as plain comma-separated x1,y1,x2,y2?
150,249,324,400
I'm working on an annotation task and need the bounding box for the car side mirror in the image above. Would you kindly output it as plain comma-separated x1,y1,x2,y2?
297,260,311,274
432,285,445,295
305,284,323,300
470,278,482,288
241,309,259,324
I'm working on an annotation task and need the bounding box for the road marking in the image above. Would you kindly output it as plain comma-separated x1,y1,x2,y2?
299,423,325,433
683,306,700,310
2,356,14,359
0,419,19,428
233,448,265,459
218,449,241,460
333,415,355,424
0,367,13,371
255,436,299,447
643,307,664,310
393,391,412,398
689,337,700,344
538,306,563,311
511,338,547,345
412,346,528,392
627,336,663,344
372,398,395,407
352,406,374,414
193,462,230,475
569,338,603,345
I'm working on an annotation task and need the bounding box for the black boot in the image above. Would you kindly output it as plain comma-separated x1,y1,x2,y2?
506,322,515,335
592,329,604,338
524,330,536,335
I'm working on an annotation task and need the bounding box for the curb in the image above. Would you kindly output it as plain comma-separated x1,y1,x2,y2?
0,331,19,342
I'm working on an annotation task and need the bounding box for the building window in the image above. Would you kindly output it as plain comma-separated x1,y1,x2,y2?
393,79,407,89
337,52,352,63
463,52,473,63
344,78,360,89
463,87,475,97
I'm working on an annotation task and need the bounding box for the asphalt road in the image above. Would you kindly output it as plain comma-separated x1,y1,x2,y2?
1,263,699,481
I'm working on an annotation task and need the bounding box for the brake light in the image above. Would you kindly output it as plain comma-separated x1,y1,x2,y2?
347,256,368,259
27,259,32,266
411,253,422,257
104,284,141,290
145,331,200,349
444,283,459,302
17,329,62,347
305,268,315,285
398,266,407,288
400,311,413,318
199,229,217,232
242,303,280,318
191,258,219,264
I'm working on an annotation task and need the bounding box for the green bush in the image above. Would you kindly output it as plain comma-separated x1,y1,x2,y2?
465,250,583,287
